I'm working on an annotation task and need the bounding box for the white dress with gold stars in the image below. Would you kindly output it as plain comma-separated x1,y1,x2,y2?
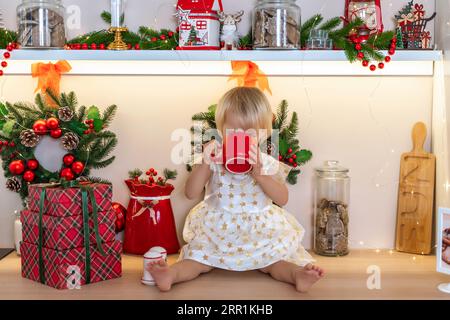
178,152,314,271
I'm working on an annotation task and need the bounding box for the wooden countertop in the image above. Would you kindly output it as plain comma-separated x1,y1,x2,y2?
0,250,449,300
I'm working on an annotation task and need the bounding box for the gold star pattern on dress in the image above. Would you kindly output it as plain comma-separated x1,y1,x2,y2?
252,201,258,206
229,183,235,189
217,192,223,199
227,242,233,248
221,223,228,230
240,202,246,207
240,192,246,198
228,193,234,199
203,254,209,261
219,257,225,264
218,182,224,188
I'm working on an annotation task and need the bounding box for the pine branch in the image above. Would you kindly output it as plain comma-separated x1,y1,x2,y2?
91,156,115,169
35,94,49,112
101,11,125,26
45,89,63,108
77,105,87,122
274,100,288,130
128,169,143,179
300,14,323,48
284,112,299,141
367,31,395,49
102,105,117,127
6,102,24,124
163,169,178,181
13,102,42,117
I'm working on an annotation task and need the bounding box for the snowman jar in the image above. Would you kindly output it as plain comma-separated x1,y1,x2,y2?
142,246,167,286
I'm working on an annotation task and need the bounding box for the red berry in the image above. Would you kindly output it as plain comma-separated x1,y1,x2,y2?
357,52,364,60
146,171,151,176
370,64,377,71
378,62,385,69
90,43,97,50
160,35,166,40
388,48,395,55
75,43,81,50
63,154,75,166
8,141,15,147
168,31,174,37
50,128,62,139
33,120,48,135
292,154,297,160
27,159,39,170
60,168,75,181
83,130,90,134
2,141,7,145
99,43,105,50
81,43,88,50
385,56,391,63
134,44,140,50
127,44,132,50
288,148,293,154
362,60,369,67
355,44,362,51
1,61,7,68
23,170,36,182
0,70,3,76
6,45,13,52
293,163,298,168
71,161,85,175
278,155,282,160
149,168,155,173
151,37,157,42
288,158,294,163
46,117,59,130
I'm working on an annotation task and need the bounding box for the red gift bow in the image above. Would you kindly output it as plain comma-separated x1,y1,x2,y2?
229,61,272,95
413,4,425,20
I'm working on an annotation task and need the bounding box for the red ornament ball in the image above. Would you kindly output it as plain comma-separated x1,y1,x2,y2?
90,43,97,50
151,37,157,42
63,154,75,166
23,170,36,182
112,202,126,233
385,56,391,63
168,31,174,37
134,44,140,50
160,35,166,40
9,141,15,147
99,43,105,50
362,60,369,67
1,61,7,68
71,161,85,175
32,120,48,135
60,168,75,181
81,43,88,50
27,159,39,171
3,52,10,59
9,160,25,175
127,43,132,50
378,62,385,69
370,64,377,71
388,48,395,55
46,117,59,130
0,70,3,76
357,52,364,60
6,45,13,52
50,128,62,139
355,44,362,51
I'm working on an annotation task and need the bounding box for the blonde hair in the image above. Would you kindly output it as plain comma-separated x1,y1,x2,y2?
216,87,272,135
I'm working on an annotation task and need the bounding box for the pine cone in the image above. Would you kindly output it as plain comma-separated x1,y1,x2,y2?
61,132,80,151
20,129,40,148
6,177,21,192
58,106,74,122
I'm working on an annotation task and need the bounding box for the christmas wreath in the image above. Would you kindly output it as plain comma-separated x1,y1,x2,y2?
189,100,312,185
0,90,118,199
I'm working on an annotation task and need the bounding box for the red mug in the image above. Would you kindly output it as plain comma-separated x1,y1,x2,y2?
222,131,254,174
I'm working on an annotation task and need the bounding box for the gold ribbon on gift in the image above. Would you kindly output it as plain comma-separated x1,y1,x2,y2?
229,61,272,95
31,60,72,107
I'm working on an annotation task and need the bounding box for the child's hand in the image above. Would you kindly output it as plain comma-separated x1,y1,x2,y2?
249,143,262,179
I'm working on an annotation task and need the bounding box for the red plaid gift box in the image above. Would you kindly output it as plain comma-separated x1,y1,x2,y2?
21,240,122,289
28,183,112,217
21,209,116,251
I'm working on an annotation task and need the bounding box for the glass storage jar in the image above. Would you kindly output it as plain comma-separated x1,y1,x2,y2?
314,160,350,256
17,0,66,48
252,0,301,49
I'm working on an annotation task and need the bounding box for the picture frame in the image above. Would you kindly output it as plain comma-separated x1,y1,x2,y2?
437,207,450,275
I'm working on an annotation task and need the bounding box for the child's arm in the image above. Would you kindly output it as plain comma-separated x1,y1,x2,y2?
185,162,211,200
250,151,289,206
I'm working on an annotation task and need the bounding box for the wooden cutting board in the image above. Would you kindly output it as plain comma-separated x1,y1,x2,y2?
395,122,435,254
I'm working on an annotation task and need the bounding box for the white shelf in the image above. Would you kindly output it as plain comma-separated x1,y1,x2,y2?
3,49,441,76
7,49,442,62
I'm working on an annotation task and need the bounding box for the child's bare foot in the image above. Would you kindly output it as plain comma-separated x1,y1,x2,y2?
294,264,324,293
147,259,174,292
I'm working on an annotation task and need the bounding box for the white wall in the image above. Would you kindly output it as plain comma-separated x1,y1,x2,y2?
0,74,433,249
0,0,437,249
0,0,436,46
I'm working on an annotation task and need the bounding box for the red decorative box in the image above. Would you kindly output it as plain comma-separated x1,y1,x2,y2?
21,210,116,251
28,184,112,217
21,241,122,289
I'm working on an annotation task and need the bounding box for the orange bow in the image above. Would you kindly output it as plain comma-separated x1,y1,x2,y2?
229,61,272,95
31,60,72,107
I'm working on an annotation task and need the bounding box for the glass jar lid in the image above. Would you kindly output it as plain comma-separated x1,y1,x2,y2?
315,160,349,173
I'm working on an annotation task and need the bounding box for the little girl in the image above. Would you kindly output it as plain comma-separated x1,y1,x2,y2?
148,87,324,292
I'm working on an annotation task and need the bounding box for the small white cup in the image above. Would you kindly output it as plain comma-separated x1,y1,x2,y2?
141,246,168,286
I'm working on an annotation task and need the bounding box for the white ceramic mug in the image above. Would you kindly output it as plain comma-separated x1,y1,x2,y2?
141,246,167,286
